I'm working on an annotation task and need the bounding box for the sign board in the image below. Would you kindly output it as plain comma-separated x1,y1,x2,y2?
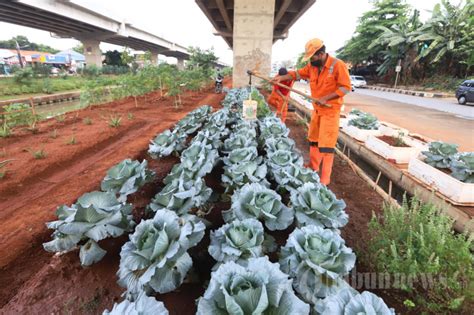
395,65,401,72
243,99,257,120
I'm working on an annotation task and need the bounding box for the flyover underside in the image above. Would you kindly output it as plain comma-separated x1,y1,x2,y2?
0,0,187,56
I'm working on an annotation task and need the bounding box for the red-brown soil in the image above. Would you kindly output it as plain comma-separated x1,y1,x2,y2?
1,89,456,314
0,82,228,314
377,135,410,147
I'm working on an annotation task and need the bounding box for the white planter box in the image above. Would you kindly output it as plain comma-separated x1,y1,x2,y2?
342,124,381,142
379,122,409,137
365,135,426,164
408,155,474,204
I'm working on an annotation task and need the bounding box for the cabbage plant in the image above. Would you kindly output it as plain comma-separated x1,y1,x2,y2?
422,141,458,168
180,141,218,178
314,288,395,315
291,183,348,228
279,225,356,302
175,105,211,134
209,218,275,267
222,158,269,193
148,129,186,158
266,149,304,175
101,159,155,202
222,147,259,166
348,113,379,130
450,152,474,183
43,191,134,266
118,209,205,295
264,137,296,154
196,257,310,315
259,121,290,141
223,183,294,231
274,164,320,193
223,134,258,153
148,177,212,215
103,293,168,315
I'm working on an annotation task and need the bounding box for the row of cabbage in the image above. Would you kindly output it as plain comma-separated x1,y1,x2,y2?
42,88,394,314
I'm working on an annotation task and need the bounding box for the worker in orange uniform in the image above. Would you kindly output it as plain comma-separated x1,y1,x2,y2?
272,38,351,185
267,67,294,123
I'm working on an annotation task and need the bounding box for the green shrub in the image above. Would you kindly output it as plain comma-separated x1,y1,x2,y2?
14,67,34,85
81,65,102,77
367,197,473,313
1,103,36,127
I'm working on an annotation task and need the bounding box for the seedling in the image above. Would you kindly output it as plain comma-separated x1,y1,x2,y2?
27,120,39,134
0,159,13,179
50,129,58,139
395,131,407,147
127,113,134,120
0,123,11,138
30,148,47,159
109,115,122,128
55,114,66,122
83,117,93,125
66,135,77,145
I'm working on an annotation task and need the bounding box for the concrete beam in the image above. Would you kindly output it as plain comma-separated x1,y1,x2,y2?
232,0,274,87
82,39,102,67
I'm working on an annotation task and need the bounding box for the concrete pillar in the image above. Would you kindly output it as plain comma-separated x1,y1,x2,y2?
82,39,102,67
176,58,185,70
232,0,275,87
150,52,159,65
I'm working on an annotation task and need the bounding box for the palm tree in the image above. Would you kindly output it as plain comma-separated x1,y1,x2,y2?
369,9,421,84
413,0,473,71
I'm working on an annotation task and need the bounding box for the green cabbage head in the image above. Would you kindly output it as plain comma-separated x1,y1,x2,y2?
148,129,186,158
314,288,395,315
274,164,320,193
450,152,474,183
196,257,310,315
103,293,168,315
223,183,294,231
209,218,276,268
291,183,348,228
422,141,458,168
279,225,356,303
118,209,205,295
101,159,155,202
43,191,134,266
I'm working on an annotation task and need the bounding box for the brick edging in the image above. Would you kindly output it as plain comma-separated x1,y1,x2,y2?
366,85,454,98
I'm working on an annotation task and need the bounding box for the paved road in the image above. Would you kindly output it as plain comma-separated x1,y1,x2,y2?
355,88,474,119
292,83,474,151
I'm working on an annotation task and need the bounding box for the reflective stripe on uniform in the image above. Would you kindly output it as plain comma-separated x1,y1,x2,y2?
338,87,350,94
328,58,338,74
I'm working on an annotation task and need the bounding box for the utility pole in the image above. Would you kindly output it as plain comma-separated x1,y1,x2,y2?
393,58,402,89
15,40,24,68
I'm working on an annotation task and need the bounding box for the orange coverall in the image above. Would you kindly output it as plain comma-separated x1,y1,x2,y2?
267,80,294,123
288,54,351,185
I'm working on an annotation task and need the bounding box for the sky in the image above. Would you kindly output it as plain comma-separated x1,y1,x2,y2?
0,0,446,65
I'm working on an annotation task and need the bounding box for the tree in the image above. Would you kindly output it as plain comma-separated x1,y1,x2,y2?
337,0,410,67
104,50,126,66
0,35,59,53
369,9,422,82
413,0,473,76
295,52,307,69
72,44,84,54
187,46,218,78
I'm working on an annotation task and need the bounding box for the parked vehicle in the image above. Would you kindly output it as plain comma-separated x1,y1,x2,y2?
455,79,474,105
350,75,367,88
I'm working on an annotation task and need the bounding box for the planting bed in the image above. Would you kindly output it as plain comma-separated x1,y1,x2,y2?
1,85,429,314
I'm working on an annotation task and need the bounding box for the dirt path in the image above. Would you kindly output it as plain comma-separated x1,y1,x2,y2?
0,85,227,311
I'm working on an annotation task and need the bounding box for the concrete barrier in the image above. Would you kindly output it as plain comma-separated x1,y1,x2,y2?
366,85,454,98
